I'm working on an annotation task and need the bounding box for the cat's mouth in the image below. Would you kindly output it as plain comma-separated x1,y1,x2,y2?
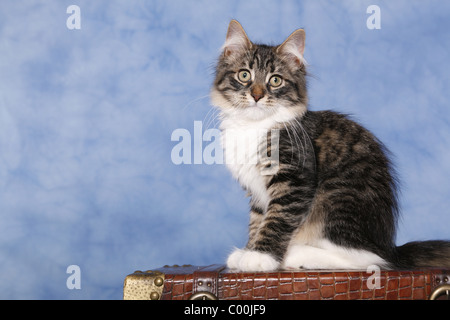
211,88,300,122
244,94,274,109
247,100,265,108
237,101,276,121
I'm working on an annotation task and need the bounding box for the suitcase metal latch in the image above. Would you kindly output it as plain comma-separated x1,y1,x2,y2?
430,284,450,300
189,291,218,300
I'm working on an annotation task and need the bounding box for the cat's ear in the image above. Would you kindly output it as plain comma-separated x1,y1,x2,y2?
222,20,252,58
277,29,306,67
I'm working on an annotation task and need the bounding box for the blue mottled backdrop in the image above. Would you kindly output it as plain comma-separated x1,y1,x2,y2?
0,0,449,299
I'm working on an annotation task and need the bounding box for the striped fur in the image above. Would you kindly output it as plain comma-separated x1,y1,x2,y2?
212,20,450,271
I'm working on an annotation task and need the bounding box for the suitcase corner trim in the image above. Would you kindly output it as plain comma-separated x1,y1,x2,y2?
123,270,165,300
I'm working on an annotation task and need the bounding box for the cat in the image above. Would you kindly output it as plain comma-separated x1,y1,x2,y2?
210,20,450,272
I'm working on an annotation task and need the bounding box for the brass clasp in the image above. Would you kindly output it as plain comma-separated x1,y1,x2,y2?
189,291,218,300
430,284,450,300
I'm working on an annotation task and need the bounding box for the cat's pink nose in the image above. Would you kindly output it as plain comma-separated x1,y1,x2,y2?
251,86,265,102
252,92,264,102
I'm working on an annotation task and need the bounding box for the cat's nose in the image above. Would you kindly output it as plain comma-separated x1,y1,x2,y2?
251,86,265,102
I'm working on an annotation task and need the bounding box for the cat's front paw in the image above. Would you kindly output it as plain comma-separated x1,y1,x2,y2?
227,248,279,272
226,248,246,270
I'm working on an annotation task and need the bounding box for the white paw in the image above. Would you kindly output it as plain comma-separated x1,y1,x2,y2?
226,248,245,269
281,242,389,270
281,244,330,270
227,248,280,272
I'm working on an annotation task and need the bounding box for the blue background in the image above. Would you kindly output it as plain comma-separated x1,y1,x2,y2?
0,0,449,299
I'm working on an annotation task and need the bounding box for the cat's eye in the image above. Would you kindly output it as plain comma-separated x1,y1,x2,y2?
269,75,283,87
238,70,252,83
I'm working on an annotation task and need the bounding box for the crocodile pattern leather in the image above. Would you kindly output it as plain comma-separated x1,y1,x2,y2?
157,265,450,300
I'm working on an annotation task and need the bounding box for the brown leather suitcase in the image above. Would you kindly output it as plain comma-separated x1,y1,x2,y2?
123,264,450,300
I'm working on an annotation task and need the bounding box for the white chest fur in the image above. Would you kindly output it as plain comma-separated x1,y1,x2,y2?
221,126,271,210
218,103,303,211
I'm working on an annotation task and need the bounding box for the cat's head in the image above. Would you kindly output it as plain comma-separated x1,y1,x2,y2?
211,20,308,125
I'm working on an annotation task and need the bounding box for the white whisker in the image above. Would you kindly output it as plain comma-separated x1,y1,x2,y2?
290,116,316,169
182,94,210,111
203,107,221,131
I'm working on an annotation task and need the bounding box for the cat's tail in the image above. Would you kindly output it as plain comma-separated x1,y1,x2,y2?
394,240,450,268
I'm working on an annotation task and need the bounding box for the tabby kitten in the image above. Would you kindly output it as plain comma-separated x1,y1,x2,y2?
211,20,450,271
